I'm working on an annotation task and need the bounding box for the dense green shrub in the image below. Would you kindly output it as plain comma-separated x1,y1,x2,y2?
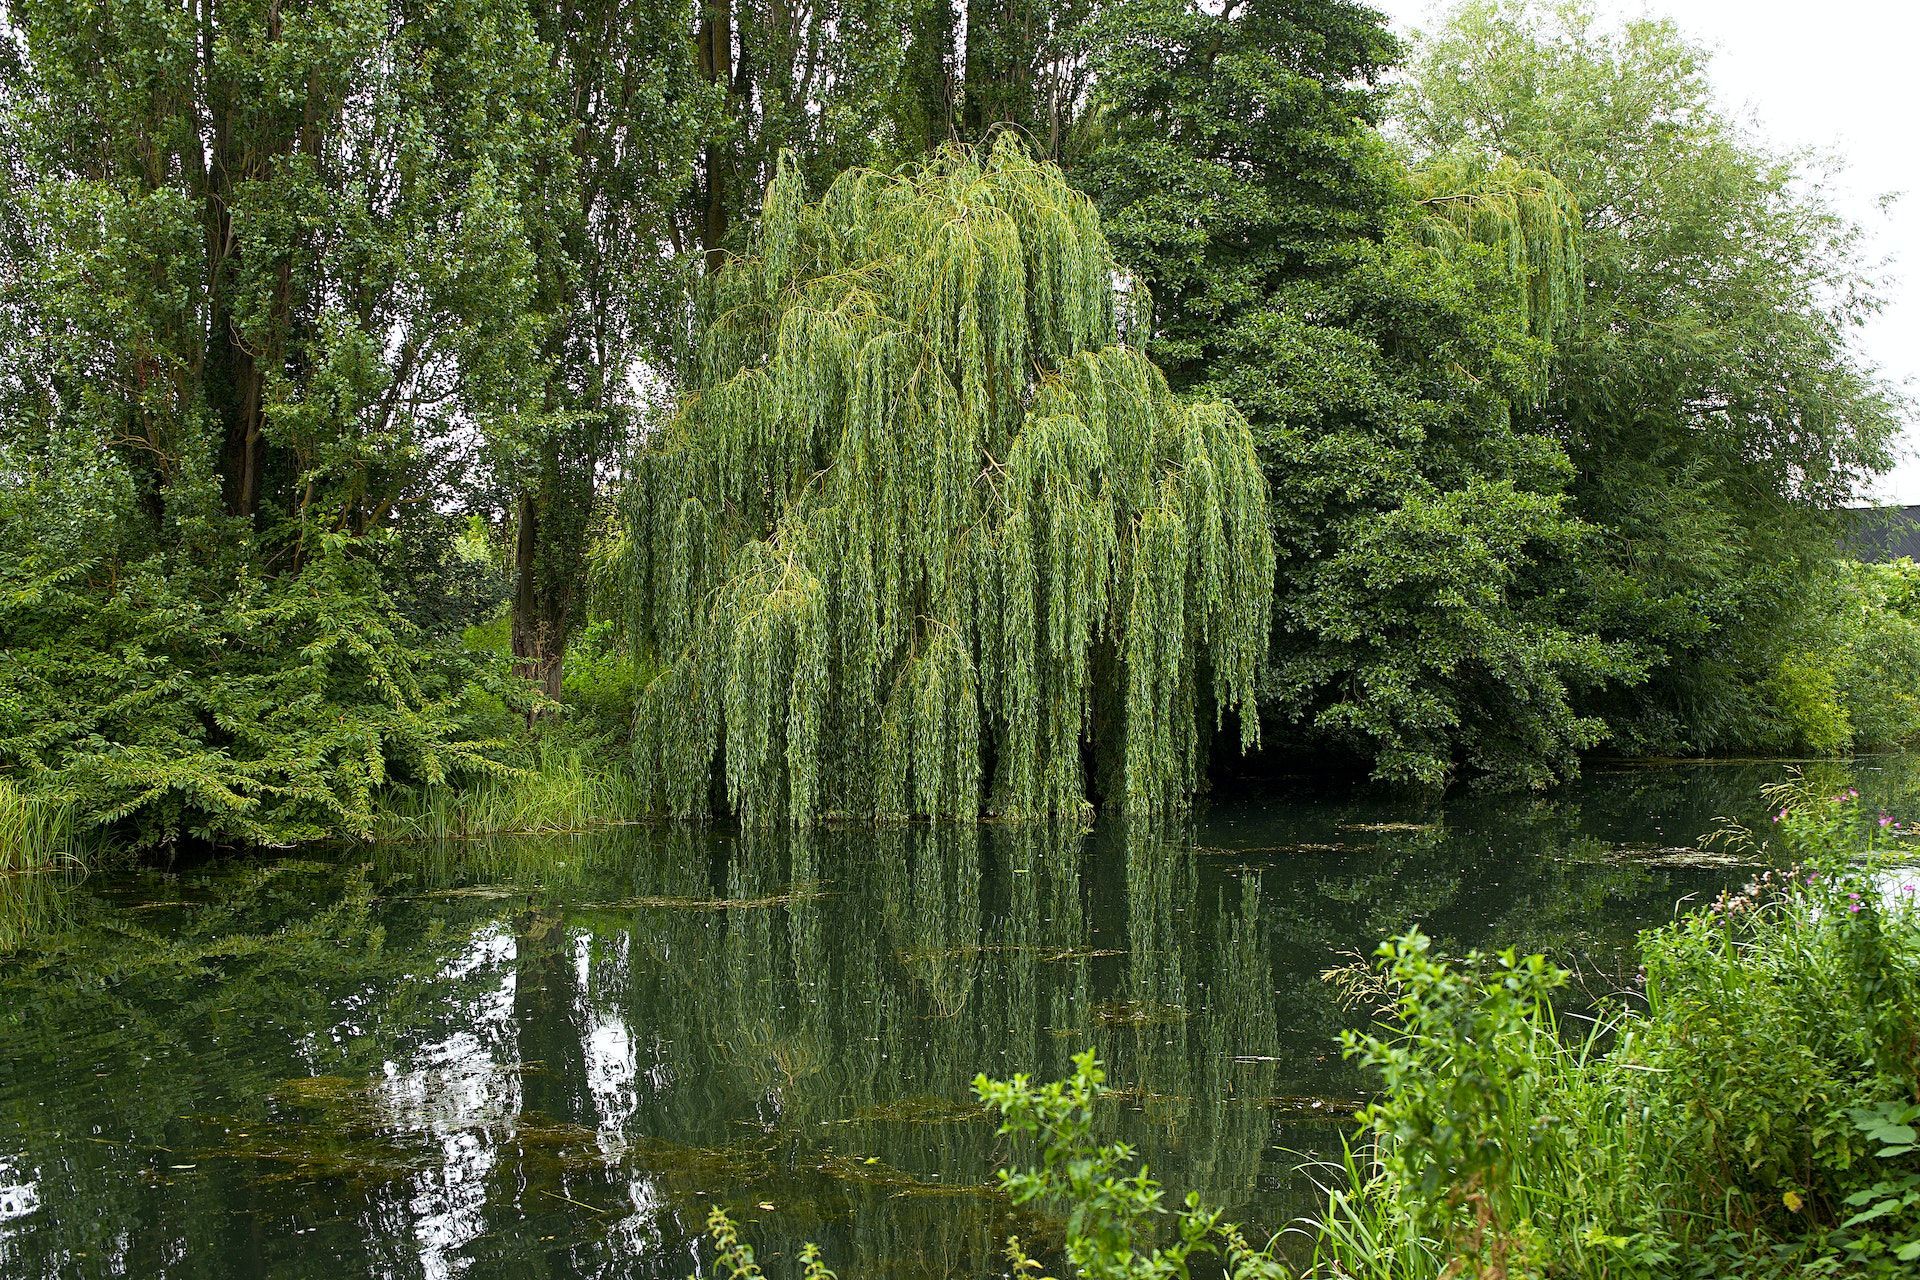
1762,559,1920,754
1313,785,1920,1278
0,531,526,847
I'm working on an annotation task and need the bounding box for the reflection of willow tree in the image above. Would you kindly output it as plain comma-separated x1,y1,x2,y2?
1085,823,1279,1212
2,764,1858,1279
552,820,1288,1276
881,825,984,1020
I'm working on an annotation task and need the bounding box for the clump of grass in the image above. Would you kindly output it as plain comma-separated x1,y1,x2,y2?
0,779,73,874
375,743,644,840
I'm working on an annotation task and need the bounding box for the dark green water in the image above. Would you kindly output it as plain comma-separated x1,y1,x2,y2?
2,758,1909,1278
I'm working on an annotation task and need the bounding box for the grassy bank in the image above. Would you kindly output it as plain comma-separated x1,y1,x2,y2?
372,743,644,841
1304,781,1920,1279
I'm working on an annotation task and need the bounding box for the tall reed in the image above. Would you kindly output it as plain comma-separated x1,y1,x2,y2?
0,779,73,874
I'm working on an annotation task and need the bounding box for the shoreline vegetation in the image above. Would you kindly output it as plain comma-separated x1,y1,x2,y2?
694,782,1920,1278
369,746,647,843
4,0,1914,862
0,779,74,875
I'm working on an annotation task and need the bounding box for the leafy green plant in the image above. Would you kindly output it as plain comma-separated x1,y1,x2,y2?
696,1052,1283,1280
1306,780,1920,1279
976,1050,1231,1280
1839,1104,1920,1266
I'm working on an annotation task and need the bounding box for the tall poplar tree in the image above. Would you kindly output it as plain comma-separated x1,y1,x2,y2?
0,0,549,541
682,0,912,273
613,140,1274,823
497,0,709,700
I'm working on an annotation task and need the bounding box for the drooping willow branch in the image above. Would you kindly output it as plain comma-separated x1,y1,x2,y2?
608,137,1274,824
1414,154,1584,379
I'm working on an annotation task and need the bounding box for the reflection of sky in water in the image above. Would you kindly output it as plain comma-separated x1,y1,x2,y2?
0,1155,40,1224
577,930,639,1152
0,1155,41,1280
1873,863,1920,909
575,930,673,1268
374,926,519,1280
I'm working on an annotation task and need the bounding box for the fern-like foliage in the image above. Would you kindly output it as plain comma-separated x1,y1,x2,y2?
612,137,1274,824
0,534,520,848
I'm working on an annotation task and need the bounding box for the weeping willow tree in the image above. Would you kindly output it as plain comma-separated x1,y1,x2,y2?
611,138,1273,824
1413,154,1584,356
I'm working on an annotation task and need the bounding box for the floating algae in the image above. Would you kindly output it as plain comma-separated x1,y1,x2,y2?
576,883,827,911
1613,843,1765,869
841,1095,987,1126
1193,841,1373,857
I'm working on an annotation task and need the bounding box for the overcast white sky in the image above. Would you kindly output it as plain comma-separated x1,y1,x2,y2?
1377,0,1920,504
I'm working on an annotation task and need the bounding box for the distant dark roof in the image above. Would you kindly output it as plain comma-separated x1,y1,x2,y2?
1843,506,1920,562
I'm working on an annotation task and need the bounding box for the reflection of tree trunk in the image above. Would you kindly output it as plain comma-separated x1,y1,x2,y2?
513,908,583,1110
511,494,571,708
506,909,589,1219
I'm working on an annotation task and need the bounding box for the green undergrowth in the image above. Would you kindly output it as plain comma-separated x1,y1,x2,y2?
1304,781,1920,1279
373,742,644,840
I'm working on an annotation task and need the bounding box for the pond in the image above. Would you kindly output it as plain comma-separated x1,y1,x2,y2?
2,757,1910,1279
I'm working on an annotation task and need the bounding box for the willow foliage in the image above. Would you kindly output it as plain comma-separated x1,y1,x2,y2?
1414,155,1584,353
614,138,1274,824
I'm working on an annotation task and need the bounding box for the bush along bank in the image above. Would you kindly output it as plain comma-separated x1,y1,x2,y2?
1311,782,1920,1279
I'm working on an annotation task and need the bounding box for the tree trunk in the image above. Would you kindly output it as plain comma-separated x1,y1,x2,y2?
511,495,571,710
697,0,733,275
